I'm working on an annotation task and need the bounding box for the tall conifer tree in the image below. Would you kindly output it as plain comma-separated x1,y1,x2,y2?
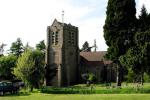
103,0,136,86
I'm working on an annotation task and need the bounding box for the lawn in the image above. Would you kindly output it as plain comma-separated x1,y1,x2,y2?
1,83,150,100
41,83,150,94
0,93,150,100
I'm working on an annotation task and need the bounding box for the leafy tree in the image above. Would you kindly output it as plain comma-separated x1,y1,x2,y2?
103,0,136,86
120,6,150,85
36,40,46,52
0,55,17,80
30,50,45,88
125,68,136,83
9,38,24,57
13,50,35,91
13,49,45,91
120,30,150,84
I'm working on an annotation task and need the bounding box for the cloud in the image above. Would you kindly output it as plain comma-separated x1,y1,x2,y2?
2,0,149,52
0,0,108,52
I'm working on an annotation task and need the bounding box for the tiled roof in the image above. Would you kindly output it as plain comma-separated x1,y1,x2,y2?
80,51,107,61
80,51,112,65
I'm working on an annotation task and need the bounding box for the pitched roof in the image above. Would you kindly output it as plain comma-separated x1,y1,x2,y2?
80,51,106,61
80,51,112,65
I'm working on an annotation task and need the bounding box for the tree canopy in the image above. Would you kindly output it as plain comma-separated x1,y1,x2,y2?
9,38,24,57
119,5,150,84
0,55,17,80
13,49,45,91
36,40,46,52
103,0,136,86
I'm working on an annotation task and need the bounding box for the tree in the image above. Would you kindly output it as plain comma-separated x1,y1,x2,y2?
9,38,24,57
120,6,150,85
81,41,91,52
120,30,150,85
36,40,46,52
13,49,45,91
138,5,150,32
0,43,7,56
103,0,136,86
30,50,45,88
0,55,17,80
13,50,35,91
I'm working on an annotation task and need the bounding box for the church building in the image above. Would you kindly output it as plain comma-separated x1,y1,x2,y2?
45,19,79,86
45,19,115,87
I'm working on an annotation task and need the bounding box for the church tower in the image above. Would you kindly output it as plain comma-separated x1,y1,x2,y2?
46,19,79,87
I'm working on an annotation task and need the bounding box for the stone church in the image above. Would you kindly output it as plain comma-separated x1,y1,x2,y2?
45,19,115,87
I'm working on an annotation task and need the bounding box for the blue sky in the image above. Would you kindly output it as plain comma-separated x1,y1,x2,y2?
0,0,150,53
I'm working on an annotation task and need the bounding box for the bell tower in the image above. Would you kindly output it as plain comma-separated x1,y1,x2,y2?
46,19,79,86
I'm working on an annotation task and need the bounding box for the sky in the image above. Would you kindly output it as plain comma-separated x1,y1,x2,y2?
0,0,150,53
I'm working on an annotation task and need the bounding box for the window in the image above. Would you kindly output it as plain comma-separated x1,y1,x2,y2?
52,32,59,45
68,32,75,45
71,33,74,45
68,32,71,44
55,32,58,45
52,32,55,44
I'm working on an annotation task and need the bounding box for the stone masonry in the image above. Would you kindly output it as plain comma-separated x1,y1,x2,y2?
45,19,79,87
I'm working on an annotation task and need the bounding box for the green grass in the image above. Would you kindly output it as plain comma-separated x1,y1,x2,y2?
0,93,150,100
1,83,150,100
41,83,150,94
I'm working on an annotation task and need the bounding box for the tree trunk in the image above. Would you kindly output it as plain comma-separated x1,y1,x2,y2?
116,63,122,87
30,86,33,92
140,71,144,85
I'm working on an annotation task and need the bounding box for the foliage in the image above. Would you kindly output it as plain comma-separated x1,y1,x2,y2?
36,40,46,52
0,43,7,56
103,0,136,59
119,6,150,84
9,38,24,57
0,55,17,80
120,30,150,84
81,41,91,52
88,73,97,83
29,50,45,88
103,0,136,86
13,50,35,91
144,73,150,82
125,68,136,83
138,5,150,32
13,49,45,91
41,83,150,94
81,73,97,85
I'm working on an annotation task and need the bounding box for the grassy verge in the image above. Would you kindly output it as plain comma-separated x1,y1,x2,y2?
0,93,150,100
40,83,150,94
